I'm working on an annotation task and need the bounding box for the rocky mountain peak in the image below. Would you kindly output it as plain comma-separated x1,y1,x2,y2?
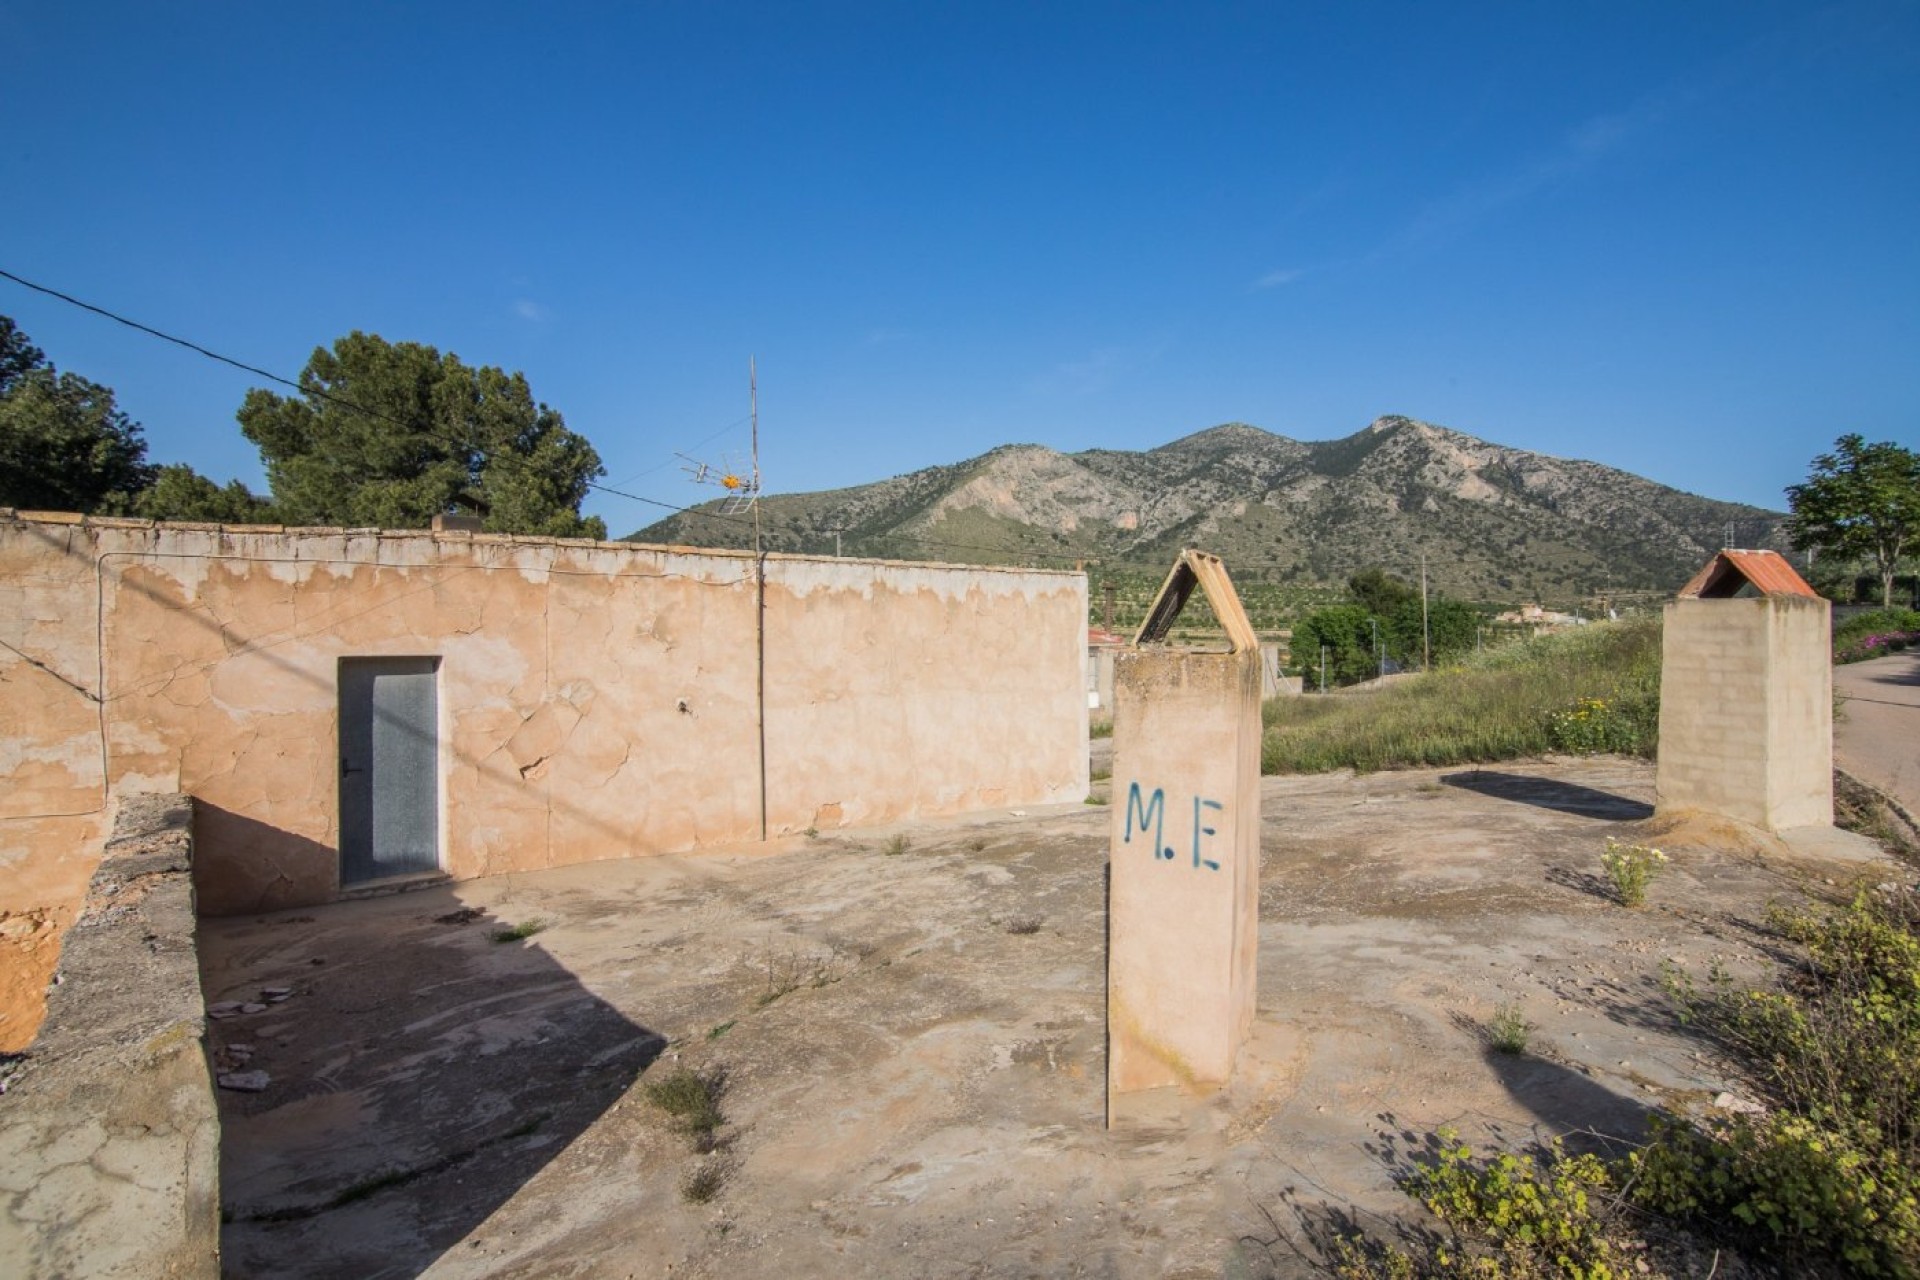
633,417,1788,600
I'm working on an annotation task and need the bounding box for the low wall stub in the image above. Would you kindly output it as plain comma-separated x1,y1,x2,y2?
0,795,218,1279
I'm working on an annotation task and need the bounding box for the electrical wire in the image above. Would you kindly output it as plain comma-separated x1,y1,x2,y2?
0,266,750,529
0,267,1764,577
1,266,1099,563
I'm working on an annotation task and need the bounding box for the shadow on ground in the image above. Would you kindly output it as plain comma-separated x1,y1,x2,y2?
1441,770,1654,820
200,886,664,1280
1858,653,1920,688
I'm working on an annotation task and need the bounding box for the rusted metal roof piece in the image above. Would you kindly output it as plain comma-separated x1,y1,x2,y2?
1132,549,1260,653
1676,549,1819,600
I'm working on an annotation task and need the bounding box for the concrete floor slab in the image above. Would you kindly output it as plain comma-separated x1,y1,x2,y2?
200,759,1902,1279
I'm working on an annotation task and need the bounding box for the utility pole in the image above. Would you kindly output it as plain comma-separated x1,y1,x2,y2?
1319,644,1328,694
1420,551,1431,670
1103,582,1117,634
1369,617,1380,678
751,357,766,842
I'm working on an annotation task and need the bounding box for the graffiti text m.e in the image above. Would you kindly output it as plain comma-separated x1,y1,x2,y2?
1122,782,1223,871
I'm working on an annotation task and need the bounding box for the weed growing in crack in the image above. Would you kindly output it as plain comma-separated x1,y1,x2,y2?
1600,839,1667,907
490,918,549,943
1004,915,1044,936
882,834,911,856
680,1158,732,1203
753,943,852,1007
1487,1003,1531,1055
644,1064,729,1152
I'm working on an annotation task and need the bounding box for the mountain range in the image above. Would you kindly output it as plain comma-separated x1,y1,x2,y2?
630,416,1788,605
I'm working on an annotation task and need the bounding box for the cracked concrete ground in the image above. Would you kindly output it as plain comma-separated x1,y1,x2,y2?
199,759,1902,1279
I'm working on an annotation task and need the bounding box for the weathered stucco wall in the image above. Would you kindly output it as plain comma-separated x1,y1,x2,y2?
1,514,1086,1042
1656,595,1833,831
0,794,219,1279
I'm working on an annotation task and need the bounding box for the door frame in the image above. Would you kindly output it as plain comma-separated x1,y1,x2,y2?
336,655,446,888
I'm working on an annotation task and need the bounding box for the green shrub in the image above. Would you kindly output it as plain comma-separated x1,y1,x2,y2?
1338,1130,1626,1278
1547,693,1656,756
1487,1003,1531,1056
1637,892,1920,1274
1834,608,1920,664
1336,893,1920,1277
1598,840,1667,907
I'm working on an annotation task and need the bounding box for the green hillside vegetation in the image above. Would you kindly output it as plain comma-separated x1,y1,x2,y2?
635,419,1788,612
1261,617,1663,774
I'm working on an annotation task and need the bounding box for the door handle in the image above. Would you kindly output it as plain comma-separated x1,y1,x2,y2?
341,758,366,778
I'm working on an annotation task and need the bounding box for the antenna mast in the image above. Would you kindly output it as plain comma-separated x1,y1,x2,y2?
750,357,761,557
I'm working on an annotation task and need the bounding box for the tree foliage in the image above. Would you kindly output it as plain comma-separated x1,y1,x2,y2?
0,315,155,513
1295,576,1483,688
0,316,45,388
1292,603,1379,687
1386,595,1480,668
133,463,275,523
1347,567,1417,619
237,332,607,538
1786,434,1920,608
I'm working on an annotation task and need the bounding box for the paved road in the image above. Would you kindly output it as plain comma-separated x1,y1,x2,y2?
1833,649,1920,819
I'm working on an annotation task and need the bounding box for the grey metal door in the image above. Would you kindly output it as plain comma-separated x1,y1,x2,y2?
339,657,440,884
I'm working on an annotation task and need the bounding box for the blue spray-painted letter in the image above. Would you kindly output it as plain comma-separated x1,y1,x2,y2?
1192,797,1223,870
1123,782,1176,860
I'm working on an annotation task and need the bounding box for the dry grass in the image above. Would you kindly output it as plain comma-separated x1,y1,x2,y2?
1261,617,1662,774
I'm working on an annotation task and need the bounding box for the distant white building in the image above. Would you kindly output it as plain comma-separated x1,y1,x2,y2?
1494,603,1587,631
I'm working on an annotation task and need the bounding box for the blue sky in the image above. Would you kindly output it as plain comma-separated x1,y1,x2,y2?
3,2,1916,532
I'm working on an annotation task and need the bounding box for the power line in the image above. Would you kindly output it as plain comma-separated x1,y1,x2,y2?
2,267,321,398
0,267,1761,578
0,265,753,528
0,267,1090,561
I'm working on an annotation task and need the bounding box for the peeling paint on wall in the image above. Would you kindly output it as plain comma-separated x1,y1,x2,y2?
1,514,1088,1046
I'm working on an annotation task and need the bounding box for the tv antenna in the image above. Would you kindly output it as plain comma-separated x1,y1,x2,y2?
676,450,759,514
678,361,761,516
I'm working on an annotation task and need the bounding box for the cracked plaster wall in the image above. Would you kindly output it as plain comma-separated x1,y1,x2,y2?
762,557,1089,831
1,515,1086,1042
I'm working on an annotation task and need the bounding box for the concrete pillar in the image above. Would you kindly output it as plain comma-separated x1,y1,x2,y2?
1107,552,1262,1116
1089,645,1117,714
1656,552,1833,832
1258,643,1283,698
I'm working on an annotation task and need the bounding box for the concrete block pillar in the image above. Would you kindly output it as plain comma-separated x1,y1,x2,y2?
1107,551,1262,1117
1656,551,1833,832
